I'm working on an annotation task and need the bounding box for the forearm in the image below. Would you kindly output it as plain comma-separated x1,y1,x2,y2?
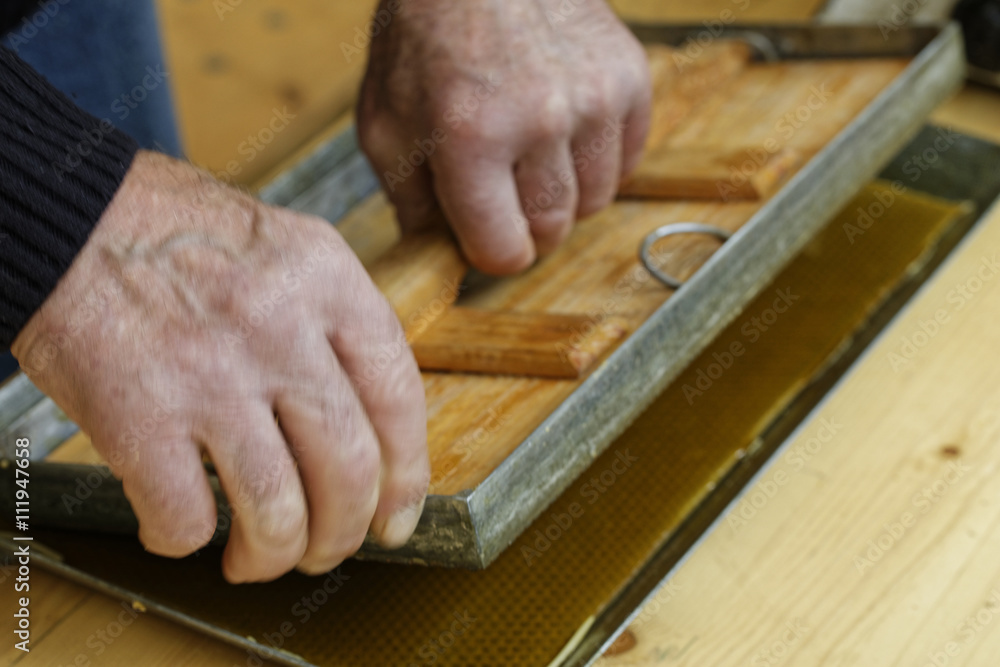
0,46,138,348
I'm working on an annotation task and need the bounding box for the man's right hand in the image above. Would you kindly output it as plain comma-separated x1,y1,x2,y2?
12,151,429,583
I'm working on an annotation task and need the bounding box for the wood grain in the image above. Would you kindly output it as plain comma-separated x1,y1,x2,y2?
643,43,751,150
157,0,377,185
411,307,628,379
620,146,801,200
366,229,468,341
47,59,909,498
607,0,828,23
596,88,1000,667
618,43,798,201
21,1,998,664
598,195,1000,667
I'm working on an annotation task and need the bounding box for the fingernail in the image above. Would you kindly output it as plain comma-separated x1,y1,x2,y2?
378,497,425,548
295,563,331,577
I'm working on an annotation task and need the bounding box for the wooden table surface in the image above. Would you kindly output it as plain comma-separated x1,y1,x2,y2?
594,90,1000,666
5,2,1000,666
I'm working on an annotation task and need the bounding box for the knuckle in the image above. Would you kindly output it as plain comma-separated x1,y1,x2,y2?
444,115,500,148
576,74,618,121
530,92,573,140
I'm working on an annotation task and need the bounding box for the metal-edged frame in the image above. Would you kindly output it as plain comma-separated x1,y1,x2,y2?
0,23,967,569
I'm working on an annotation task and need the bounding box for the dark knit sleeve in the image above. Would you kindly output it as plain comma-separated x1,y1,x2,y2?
0,46,139,349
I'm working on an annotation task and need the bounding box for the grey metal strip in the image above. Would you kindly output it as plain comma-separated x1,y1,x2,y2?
0,373,44,434
0,396,77,461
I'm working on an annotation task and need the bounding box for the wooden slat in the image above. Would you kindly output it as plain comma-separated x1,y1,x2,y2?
411,307,628,379
366,230,468,341
643,43,751,151
608,0,827,22
620,146,801,200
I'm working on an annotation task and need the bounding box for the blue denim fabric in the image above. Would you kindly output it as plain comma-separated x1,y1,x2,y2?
1,0,181,378
3,0,182,155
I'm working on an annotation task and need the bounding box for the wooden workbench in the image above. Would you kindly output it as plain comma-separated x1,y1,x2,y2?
595,90,1000,666
4,2,1000,666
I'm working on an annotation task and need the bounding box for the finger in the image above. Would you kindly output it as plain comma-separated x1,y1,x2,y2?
275,351,382,574
324,269,429,549
385,162,444,234
432,153,534,275
200,406,309,583
573,115,626,219
514,143,579,256
119,437,217,559
620,73,653,179
357,115,442,233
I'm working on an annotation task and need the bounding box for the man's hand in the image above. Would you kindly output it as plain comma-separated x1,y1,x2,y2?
12,151,429,582
357,0,651,275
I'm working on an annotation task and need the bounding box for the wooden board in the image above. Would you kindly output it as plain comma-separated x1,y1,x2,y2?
52,58,910,498
411,308,628,379
620,146,802,200
619,43,804,201
607,0,827,22
642,43,752,150
157,0,376,185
